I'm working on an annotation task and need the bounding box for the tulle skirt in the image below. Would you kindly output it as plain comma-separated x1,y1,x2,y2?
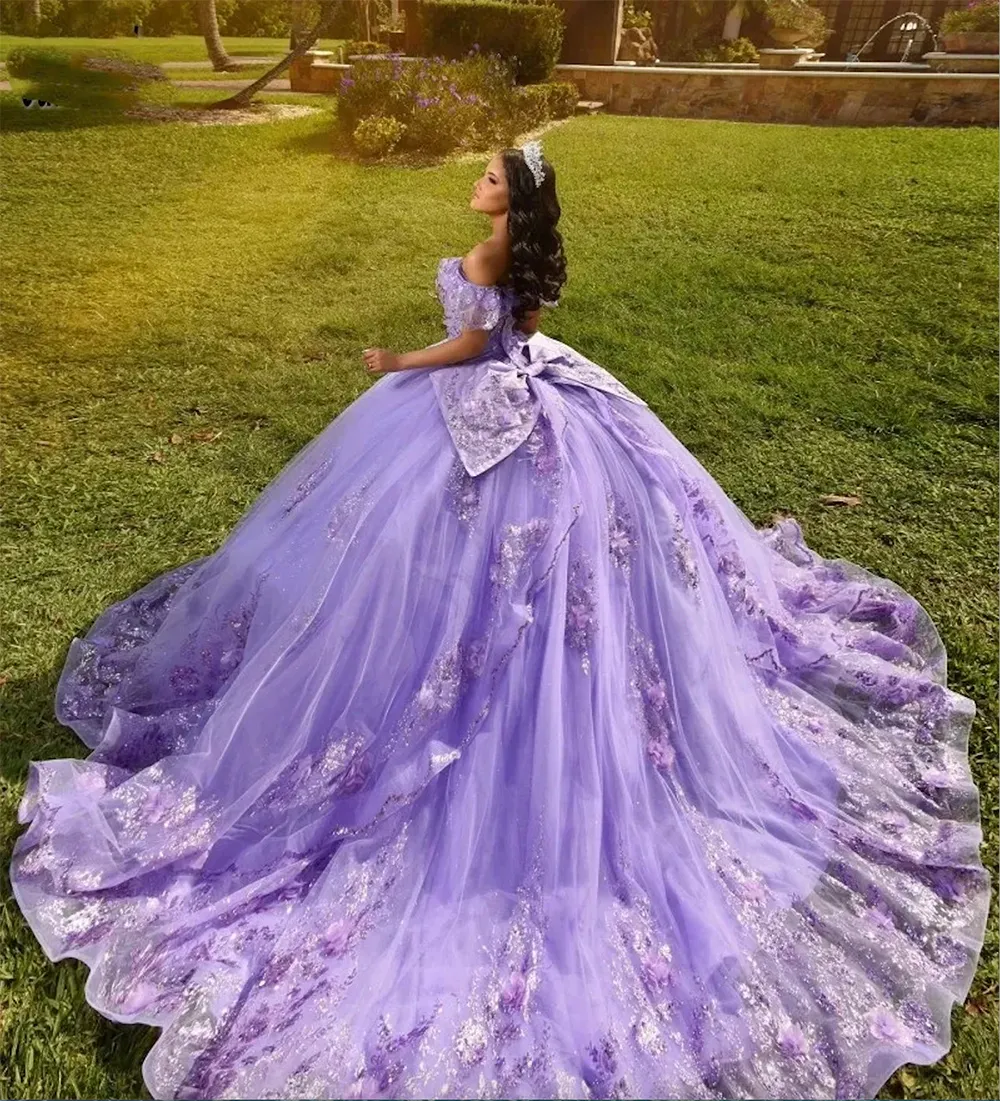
10,364,991,1100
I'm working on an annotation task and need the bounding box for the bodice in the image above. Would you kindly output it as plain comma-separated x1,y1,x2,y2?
429,256,649,478
435,256,517,348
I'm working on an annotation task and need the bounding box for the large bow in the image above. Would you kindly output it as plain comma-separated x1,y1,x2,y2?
430,317,649,478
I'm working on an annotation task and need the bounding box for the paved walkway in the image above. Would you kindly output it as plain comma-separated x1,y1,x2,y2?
171,78,296,91
160,58,283,69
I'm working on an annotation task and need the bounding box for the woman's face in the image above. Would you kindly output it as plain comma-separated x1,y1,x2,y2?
470,155,508,215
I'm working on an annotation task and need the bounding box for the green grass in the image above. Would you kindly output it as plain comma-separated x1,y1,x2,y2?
0,33,346,63
0,80,997,1100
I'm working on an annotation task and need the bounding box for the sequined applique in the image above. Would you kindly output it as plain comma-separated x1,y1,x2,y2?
327,474,376,545
281,453,337,518
490,518,553,591
54,559,206,739
435,257,512,343
607,491,639,576
347,1007,443,1097
416,643,465,714
565,553,598,675
444,453,484,528
669,510,700,593
627,626,679,774
583,1032,629,1099
431,363,543,480
521,410,564,498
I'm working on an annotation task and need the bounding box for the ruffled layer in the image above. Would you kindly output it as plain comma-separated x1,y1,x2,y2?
10,370,990,1100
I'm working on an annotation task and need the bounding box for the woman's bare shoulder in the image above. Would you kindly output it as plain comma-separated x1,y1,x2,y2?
463,241,509,287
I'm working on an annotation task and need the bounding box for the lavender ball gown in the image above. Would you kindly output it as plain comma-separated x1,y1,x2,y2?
11,256,991,1101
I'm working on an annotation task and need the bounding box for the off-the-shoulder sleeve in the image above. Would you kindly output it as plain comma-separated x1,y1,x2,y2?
453,281,504,332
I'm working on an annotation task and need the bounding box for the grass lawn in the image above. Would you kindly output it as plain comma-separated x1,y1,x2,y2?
0,33,347,63
0,75,997,1101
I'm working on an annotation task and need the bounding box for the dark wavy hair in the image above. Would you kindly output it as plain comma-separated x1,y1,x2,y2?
499,146,567,326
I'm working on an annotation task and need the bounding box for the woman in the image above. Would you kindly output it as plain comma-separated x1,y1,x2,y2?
10,141,990,1101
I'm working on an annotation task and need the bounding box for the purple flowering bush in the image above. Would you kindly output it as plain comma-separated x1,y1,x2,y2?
338,49,529,158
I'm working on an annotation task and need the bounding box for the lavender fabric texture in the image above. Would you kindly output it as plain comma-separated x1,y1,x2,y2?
10,255,991,1101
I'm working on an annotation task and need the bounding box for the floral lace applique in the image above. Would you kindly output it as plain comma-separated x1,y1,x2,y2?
436,256,512,341
444,454,484,528
607,491,639,576
565,553,598,676
628,626,679,776
668,508,700,594
327,474,376,545
491,518,553,591
522,409,564,499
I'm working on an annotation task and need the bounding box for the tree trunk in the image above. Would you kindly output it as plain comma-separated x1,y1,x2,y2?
722,2,746,42
197,0,239,73
289,0,309,51
209,0,342,110
29,0,42,35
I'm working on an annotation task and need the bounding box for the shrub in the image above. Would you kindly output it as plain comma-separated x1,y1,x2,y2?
623,1,653,33
5,44,168,109
541,80,578,119
420,0,565,84
337,49,527,158
763,1,830,47
695,36,760,63
513,83,550,132
346,39,391,58
353,114,407,158
941,0,999,34
510,80,578,128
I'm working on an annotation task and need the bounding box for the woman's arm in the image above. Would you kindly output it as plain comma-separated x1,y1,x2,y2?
363,330,490,375
397,330,490,371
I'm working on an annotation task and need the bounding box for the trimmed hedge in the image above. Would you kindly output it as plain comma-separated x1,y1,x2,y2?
514,79,578,127
419,0,565,84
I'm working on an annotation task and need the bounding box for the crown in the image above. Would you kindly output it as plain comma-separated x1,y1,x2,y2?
520,140,545,188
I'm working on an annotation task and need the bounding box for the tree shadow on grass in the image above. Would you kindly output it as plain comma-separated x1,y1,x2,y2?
1,90,146,133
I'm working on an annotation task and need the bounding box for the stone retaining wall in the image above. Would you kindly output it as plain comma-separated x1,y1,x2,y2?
553,64,998,127
289,53,999,128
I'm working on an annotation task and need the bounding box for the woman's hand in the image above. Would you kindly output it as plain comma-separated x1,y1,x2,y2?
362,347,402,375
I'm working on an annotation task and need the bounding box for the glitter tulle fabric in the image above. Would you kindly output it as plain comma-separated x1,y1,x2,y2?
10,257,991,1100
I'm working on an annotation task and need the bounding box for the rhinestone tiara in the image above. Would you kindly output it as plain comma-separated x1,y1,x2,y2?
520,140,545,187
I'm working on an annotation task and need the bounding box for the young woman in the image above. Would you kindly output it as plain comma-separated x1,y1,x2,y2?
11,141,990,1101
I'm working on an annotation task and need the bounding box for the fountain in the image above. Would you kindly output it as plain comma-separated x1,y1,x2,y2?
844,11,939,66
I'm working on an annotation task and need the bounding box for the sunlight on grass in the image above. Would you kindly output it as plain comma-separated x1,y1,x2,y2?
1,71,997,1101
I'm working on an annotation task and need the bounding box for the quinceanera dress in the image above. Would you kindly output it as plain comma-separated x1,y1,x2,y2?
11,256,991,1101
